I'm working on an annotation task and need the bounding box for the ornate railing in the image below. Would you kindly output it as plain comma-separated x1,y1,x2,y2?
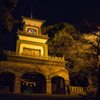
70,86,87,95
3,50,65,62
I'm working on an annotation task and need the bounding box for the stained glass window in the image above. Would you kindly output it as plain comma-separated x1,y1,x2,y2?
27,28,37,35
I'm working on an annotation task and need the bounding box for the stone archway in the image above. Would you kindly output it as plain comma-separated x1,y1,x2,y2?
0,72,15,93
21,72,46,94
52,76,65,94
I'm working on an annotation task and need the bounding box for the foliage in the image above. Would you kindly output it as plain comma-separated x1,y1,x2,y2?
42,23,98,87
67,36,98,86
0,0,18,37
42,23,81,56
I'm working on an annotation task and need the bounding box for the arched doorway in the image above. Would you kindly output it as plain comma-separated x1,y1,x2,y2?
0,72,15,93
52,76,65,94
21,72,46,94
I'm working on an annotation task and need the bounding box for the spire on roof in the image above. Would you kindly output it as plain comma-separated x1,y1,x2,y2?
31,0,33,18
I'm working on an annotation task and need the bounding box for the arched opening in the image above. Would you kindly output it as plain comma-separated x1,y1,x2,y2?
52,76,65,94
21,72,46,94
0,72,15,93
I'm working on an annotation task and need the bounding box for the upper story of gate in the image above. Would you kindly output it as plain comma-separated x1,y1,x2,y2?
16,16,48,58
0,16,67,66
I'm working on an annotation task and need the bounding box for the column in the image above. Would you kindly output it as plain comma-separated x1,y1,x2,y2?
65,80,70,95
46,79,52,94
14,77,21,93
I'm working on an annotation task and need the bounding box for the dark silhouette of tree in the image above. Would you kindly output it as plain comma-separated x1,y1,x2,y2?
0,0,18,37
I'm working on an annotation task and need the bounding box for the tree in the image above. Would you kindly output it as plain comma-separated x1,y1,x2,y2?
42,22,81,56
42,23,98,87
83,30,100,96
0,0,18,37
73,33,98,87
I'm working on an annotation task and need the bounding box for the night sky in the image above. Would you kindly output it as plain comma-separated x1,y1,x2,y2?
0,0,100,50
12,0,100,26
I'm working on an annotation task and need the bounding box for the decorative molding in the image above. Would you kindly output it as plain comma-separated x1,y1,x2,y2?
3,50,66,62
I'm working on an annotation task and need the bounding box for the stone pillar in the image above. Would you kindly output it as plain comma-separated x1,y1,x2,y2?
14,77,21,93
46,79,52,94
65,80,70,95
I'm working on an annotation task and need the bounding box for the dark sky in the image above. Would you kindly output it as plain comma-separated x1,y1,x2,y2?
12,0,100,26
0,0,100,50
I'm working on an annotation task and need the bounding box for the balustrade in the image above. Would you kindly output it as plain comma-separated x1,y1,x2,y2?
70,86,87,95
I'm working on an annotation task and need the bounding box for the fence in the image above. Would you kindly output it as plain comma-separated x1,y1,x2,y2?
70,86,87,95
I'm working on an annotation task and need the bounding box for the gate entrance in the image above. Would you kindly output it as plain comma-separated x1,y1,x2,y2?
0,72,15,93
52,76,65,94
21,72,46,94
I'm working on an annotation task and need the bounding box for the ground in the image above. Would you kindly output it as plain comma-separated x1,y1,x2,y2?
0,93,99,100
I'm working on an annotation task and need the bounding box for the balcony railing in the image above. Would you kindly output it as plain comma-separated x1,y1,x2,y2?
3,50,65,62
70,86,87,95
